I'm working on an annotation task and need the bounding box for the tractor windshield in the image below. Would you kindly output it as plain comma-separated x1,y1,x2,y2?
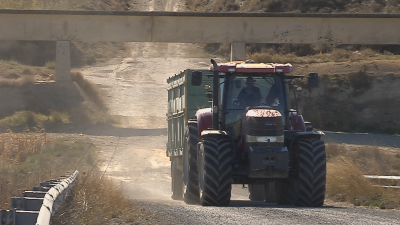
223,74,286,142
226,74,284,110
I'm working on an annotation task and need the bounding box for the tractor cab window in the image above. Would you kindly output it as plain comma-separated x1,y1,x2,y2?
227,74,283,110
223,74,285,141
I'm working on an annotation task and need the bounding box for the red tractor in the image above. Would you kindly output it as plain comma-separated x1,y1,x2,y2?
167,59,325,207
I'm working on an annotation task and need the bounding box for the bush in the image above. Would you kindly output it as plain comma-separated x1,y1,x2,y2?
348,69,371,91
71,71,107,110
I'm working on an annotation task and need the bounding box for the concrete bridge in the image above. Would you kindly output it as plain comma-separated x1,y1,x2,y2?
1,10,400,81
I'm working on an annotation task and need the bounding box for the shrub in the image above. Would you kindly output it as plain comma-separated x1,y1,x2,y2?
71,71,107,110
348,69,372,91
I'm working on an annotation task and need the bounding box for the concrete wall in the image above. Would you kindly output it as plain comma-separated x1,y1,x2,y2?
0,10,400,44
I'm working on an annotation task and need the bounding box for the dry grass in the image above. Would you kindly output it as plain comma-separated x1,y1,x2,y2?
248,50,400,64
186,0,400,13
0,60,54,86
0,130,152,223
0,129,47,208
0,111,70,127
71,70,108,111
0,0,130,11
326,143,400,209
52,172,157,225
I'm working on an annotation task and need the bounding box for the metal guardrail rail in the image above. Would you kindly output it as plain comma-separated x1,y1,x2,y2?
0,171,79,225
364,175,400,189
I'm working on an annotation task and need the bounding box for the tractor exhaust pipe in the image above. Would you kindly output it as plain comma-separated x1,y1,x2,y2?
211,59,219,130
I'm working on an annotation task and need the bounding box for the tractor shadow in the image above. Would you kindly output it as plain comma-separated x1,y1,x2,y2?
228,200,342,209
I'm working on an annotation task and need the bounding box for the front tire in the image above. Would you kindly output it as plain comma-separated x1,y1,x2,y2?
277,139,326,207
198,137,232,206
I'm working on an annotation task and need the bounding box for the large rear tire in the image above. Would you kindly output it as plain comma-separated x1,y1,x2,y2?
171,158,183,200
198,137,232,206
183,122,200,204
277,139,326,207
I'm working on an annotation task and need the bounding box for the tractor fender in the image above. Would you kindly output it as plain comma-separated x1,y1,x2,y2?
289,111,306,132
196,108,213,139
201,130,229,138
296,131,325,140
185,119,197,137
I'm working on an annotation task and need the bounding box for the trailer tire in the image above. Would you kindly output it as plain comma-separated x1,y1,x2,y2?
183,123,200,204
278,139,326,207
276,179,295,205
198,137,232,206
248,184,265,201
171,158,183,200
264,182,277,203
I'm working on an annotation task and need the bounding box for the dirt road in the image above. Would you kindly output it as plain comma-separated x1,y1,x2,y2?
68,0,400,224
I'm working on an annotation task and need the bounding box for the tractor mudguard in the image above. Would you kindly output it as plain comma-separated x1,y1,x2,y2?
196,108,213,138
296,131,325,140
289,111,306,131
201,130,229,138
284,130,324,153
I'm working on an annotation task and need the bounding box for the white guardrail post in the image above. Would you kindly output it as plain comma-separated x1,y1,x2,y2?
0,171,79,225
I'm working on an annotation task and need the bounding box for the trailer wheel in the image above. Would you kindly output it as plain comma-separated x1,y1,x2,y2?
198,137,232,206
276,179,295,205
183,123,200,204
171,158,183,200
264,182,277,203
278,139,326,207
248,184,265,201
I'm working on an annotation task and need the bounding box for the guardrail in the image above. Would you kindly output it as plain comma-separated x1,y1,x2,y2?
364,175,400,189
0,170,79,225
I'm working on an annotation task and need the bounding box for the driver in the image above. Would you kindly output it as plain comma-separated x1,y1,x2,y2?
236,76,261,106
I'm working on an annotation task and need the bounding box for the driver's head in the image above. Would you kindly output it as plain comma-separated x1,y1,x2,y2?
245,76,255,87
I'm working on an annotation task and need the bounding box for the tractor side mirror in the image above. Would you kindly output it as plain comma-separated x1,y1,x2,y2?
308,72,319,88
191,71,203,86
235,79,241,88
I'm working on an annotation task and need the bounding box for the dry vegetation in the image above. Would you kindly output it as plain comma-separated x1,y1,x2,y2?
0,131,156,224
52,174,157,225
326,143,400,209
0,130,47,209
186,0,400,13
71,71,107,111
0,111,69,127
0,0,131,11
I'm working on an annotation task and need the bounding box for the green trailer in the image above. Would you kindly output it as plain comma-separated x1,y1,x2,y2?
166,69,212,157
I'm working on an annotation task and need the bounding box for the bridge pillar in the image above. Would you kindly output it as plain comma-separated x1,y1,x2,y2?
55,41,71,82
230,42,246,61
